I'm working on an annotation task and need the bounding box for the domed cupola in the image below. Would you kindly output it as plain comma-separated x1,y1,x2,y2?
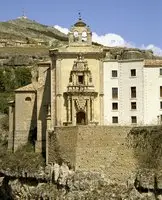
68,14,92,46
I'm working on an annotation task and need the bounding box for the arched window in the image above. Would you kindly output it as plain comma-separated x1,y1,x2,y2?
82,31,87,42
73,31,79,42
25,97,31,102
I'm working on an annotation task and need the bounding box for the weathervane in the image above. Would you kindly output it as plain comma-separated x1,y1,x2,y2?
78,12,82,20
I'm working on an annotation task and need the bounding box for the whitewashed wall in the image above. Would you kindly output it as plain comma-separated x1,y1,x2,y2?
103,60,144,125
143,67,162,125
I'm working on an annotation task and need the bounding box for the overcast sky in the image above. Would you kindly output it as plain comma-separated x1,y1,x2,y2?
1,0,162,55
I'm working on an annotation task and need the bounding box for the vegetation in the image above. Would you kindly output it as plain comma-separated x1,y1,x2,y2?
0,66,32,114
128,126,162,169
0,142,45,173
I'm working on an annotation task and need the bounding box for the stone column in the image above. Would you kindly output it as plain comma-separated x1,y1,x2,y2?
87,99,90,124
67,97,71,123
56,59,62,126
91,98,94,122
46,104,51,130
72,98,75,126
50,57,56,128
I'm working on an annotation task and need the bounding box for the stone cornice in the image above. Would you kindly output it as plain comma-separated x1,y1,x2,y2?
49,51,106,59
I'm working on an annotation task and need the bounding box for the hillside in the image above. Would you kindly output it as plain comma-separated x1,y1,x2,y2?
0,17,68,46
0,17,161,61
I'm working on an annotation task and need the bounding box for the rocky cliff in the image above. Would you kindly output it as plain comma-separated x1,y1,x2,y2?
1,121,162,199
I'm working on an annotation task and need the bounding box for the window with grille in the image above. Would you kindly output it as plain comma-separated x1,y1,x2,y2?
112,70,118,78
160,101,162,109
112,102,118,110
131,69,136,77
160,86,162,97
131,87,136,98
131,102,136,110
112,88,118,99
131,116,137,124
160,68,162,76
112,116,118,123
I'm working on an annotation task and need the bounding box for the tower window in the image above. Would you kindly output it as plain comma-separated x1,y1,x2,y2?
82,31,87,42
74,31,79,42
78,75,84,84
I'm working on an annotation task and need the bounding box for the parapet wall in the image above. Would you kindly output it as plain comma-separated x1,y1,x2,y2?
47,125,162,182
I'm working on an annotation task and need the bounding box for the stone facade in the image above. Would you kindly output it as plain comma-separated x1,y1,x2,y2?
8,18,162,174
47,126,137,182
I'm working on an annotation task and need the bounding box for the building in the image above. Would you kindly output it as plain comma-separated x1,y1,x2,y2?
8,17,162,156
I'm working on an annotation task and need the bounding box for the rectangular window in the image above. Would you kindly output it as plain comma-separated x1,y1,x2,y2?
112,88,118,99
160,68,162,76
131,69,136,77
131,87,136,98
160,86,162,97
78,75,84,84
131,116,137,124
112,102,118,110
131,102,136,110
112,116,118,124
160,101,162,109
112,70,118,77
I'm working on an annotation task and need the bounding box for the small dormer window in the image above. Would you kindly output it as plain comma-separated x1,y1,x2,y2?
82,31,87,42
74,31,79,42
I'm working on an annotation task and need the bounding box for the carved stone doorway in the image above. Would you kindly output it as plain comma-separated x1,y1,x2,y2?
76,111,86,125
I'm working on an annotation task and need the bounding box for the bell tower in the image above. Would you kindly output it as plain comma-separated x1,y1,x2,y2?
68,15,92,46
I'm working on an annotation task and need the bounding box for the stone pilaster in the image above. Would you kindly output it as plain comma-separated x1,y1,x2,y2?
67,97,71,123
72,98,76,125
56,59,62,126
35,120,42,153
51,58,56,127
99,59,104,125
91,98,94,122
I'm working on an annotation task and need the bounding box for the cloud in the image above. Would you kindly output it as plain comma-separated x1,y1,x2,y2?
54,25,69,34
142,44,162,56
54,25,162,56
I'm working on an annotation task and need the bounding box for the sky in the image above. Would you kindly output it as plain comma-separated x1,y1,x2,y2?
0,0,162,55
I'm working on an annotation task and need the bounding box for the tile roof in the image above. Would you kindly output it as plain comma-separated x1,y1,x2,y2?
15,83,36,92
144,59,162,67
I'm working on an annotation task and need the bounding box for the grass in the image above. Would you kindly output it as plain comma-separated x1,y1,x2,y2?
0,47,49,56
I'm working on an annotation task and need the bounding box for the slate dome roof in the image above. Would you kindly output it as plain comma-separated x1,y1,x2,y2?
74,18,87,27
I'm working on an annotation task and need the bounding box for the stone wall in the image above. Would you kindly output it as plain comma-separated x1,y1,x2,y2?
48,126,139,182
47,125,162,182
47,126,78,167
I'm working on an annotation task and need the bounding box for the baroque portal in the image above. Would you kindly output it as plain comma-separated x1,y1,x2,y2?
64,54,98,125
